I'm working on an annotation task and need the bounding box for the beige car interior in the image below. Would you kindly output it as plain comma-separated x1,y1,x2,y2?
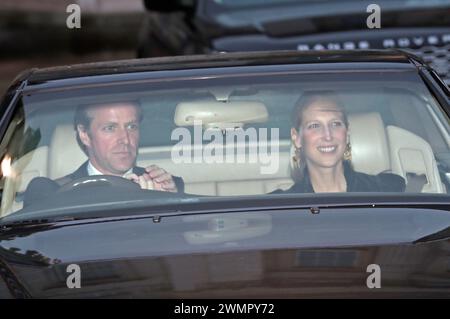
348,112,444,193
0,100,446,217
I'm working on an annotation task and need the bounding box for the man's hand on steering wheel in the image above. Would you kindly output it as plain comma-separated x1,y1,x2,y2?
125,165,178,192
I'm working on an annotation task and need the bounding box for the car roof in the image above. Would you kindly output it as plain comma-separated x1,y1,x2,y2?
14,50,421,90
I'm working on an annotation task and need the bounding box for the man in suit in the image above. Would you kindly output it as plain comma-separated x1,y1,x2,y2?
24,100,183,207
60,100,183,191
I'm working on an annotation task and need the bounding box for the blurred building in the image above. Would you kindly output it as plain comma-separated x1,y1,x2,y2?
0,0,145,58
0,0,145,95
0,0,143,13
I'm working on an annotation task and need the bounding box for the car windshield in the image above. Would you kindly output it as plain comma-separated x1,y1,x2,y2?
1,63,450,220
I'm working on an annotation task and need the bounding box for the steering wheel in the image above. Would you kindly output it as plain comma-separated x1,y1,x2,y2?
58,175,141,193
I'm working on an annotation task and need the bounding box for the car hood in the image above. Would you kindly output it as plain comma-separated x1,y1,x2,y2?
0,204,450,298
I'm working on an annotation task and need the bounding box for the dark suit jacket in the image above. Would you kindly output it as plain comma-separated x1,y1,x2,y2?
273,161,405,194
24,161,185,207
54,161,185,192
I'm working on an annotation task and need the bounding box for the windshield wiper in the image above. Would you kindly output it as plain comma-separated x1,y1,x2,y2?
0,215,75,231
1,193,450,230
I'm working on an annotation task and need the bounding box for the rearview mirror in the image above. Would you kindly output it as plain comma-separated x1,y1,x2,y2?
174,100,269,130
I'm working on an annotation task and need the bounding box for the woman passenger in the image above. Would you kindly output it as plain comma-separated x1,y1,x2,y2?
278,90,405,194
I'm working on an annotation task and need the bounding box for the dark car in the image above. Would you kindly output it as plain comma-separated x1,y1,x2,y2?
139,0,450,86
0,50,450,298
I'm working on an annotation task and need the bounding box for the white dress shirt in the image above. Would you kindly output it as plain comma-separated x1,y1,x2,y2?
87,161,133,177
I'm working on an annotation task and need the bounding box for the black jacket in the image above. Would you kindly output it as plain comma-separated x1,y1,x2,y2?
274,162,405,194
24,161,185,207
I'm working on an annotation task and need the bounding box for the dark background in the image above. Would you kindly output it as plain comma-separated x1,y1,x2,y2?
0,0,146,96
1,0,449,97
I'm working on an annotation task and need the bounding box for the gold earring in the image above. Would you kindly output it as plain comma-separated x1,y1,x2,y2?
293,145,301,169
343,142,352,161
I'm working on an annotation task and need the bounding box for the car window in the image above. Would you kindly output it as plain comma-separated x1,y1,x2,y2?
1,65,450,220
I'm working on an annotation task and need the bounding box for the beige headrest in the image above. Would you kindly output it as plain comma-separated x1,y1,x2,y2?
48,124,87,179
348,112,390,175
